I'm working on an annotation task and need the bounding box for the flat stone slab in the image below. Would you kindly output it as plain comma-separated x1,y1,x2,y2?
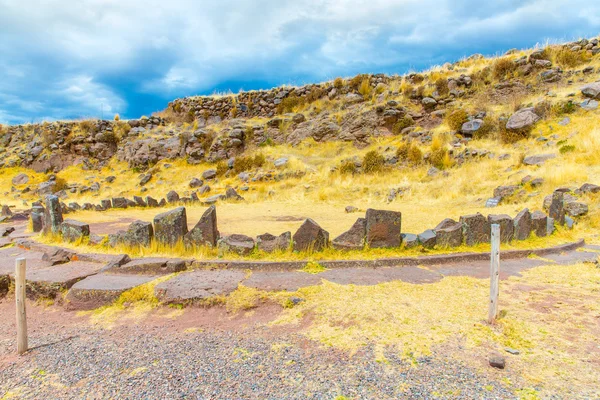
113,257,187,275
244,271,322,292
320,266,442,285
25,261,106,298
66,273,157,310
154,269,245,303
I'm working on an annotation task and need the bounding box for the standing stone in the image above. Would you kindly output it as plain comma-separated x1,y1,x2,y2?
124,220,154,247
166,191,180,203
549,191,565,225
153,207,188,246
145,196,159,207
184,205,219,248
487,214,514,243
332,218,366,250
513,209,532,241
256,232,291,253
531,211,548,237
1,205,12,217
365,209,402,248
60,219,90,242
418,229,437,249
460,213,490,246
111,197,128,209
133,196,147,207
217,234,255,255
43,195,63,235
434,218,458,231
31,205,44,233
293,218,329,252
101,199,112,210
435,222,463,248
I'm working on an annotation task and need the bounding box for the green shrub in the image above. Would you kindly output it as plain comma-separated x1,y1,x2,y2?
306,87,326,103
215,160,229,176
498,121,530,143
445,109,469,131
339,160,357,175
277,94,305,114
333,77,344,89
554,48,589,68
233,154,265,173
397,142,423,165
492,57,517,80
362,150,385,173
434,78,449,96
358,79,372,97
559,144,575,154
551,100,577,116
392,116,415,134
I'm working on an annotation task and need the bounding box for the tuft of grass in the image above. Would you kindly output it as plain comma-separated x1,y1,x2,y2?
362,150,385,173
492,57,517,80
445,109,469,131
300,261,327,274
225,285,266,313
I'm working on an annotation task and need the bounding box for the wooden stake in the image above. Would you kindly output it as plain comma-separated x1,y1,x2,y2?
15,258,27,355
488,224,500,324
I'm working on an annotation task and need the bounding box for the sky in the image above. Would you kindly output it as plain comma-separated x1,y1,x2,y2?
1,0,599,125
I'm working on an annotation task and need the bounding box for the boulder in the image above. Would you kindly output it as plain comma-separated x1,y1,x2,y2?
332,218,366,250
506,108,540,130
513,209,532,241
434,218,458,231
531,211,548,237
565,201,588,217
435,222,463,248
581,81,600,99
60,219,90,242
487,214,514,243
256,232,291,253
184,205,219,248
493,185,519,201
461,119,483,136
218,234,255,255
100,199,112,209
579,183,600,194
166,190,180,203
123,220,154,247
43,195,63,235
189,178,204,188
460,213,490,246
548,191,565,225
133,196,147,207
225,187,244,201
523,153,556,166
37,180,57,195
153,207,188,246
202,169,217,180
365,209,402,248
111,197,128,209
145,196,159,207
293,218,329,252
12,173,29,185
418,229,437,249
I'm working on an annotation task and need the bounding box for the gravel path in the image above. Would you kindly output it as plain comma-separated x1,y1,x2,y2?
0,303,518,400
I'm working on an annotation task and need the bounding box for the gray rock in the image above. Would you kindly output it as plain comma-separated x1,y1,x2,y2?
37,180,57,196
145,196,159,207
60,219,90,242
489,356,506,369
111,197,128,209
189,178,204,188
30,205,44,233
274,157,288,167
434,218,458,231
12,173,29,185
332,218,366,250
202,169,217,179
460,213,490,246
487,214,514,243
218,234,255,256
549,191,566,225
565,201,588,217
166,190,180,203
153,207,188,246
418,229,437,249
256,231,291,253
365,209,402,248
434,222,462,248
581,81,600,99
1,205,12,217
523,153,556,166
506,108,540,130
133,196,146,207
493,185,519,201
345,205,358,213
101,199,112,209
184,205,219,248
461,119,483,135
225,187,244,201
531,211,548,237
43,195,63,235
123,220,154,247
293,218,329,252
580,99,598,110
565,215,575,229
547,217,555,236
513,209,532,241
580,183,600,194
401,233,419,249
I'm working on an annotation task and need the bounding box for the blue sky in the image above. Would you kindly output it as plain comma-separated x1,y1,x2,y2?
1,0,599,125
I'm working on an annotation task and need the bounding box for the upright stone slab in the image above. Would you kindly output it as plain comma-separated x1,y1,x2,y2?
101,199,112,210
31,205,44,233
60,219,90,242
460,213,490,246
435,222,463,248
418,229,437,249
332,218,366,250
124,220,154,247
184,205,219,248
218,234,255,255
549,191,565,225
531,211,548,237
145,196,159,207
256,232,291,253
293,218,329,252
111,197,128,209
43,195,63,235
513,208,532,241
487,214,514,243
133,196,147,207
153,207,188,246
365,209,402,248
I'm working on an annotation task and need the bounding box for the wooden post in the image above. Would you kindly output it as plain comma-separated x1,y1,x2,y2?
15,258,27,355
488,224,500,324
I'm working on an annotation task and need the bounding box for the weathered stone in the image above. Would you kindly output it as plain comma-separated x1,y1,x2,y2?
487,214,514,243
581,81,600,99
493,185,519,201
12,173,29,185
460,213,490,246
565,201,588,217
1,227,15,237
225,187,244,201
31,205,44,232
123,220,154,247
401,233,419,249
153,207,188,246
60,219,90,242
145,196,159,207
489,356,506,369
332,218,366,250
506,108,539,130
531,211,548,237
579,183,600,194
365,209,402,248
166,190,180,203
523,153,556,166
43,195,63,235
345,205,358,213
218,234,255,255
256,232,291,253
189,178,203,188
513,209,532,241
202,169,217,179
549,191,565,225
293,218,329,252
101,199,112,209
461,119,483,135
184,205,219,248
435,222,463,248
133,196,146,207
434,218,458,231
418,229,437,249
111,197,128,209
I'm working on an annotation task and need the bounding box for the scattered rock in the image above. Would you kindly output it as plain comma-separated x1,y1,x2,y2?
460,213,490,246
531,211,548,237
123,220,154,247
565,201,588,217
523,153,556,166
365,209,402,248
345,205,358,213
60,219,90,242
489,356,506,369
256,232,291,253
166,190,180,203
218,234,255,255
12,173,29,185
184,205,219,248
506,108,540,130
418,229,437,249
189,178,204,188
332,218,366,250
153,207,188,246
43,195,63,235
549,191,566,225
293,218,329,252
513,209,532,240
202,169,217,180
581,81,600,99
